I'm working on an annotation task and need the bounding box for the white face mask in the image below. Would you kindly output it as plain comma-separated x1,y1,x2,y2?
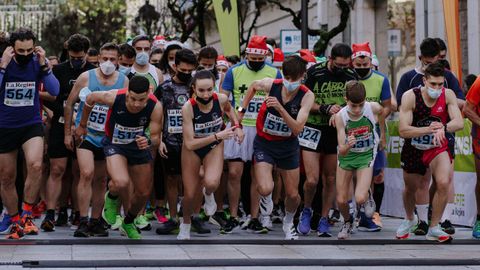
168,60,175,69
100,61,116,76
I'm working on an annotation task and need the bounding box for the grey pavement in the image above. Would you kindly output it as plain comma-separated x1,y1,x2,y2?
0,216,477,269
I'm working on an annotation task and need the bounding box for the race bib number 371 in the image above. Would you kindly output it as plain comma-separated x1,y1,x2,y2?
4,82,35,107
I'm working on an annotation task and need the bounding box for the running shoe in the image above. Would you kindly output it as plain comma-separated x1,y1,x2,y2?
440,219,455,235
260,194,273,216
73,220,90,238
156,219,179,235
283,222,298,240
120,221,141,239
89,219,109,237
70,211,80,230
317,217,332,237
297,207,313,235
259,214,273,230
473,220,480,239
0,213,12,235
145,207,155,221
202,188,217,217
395,216,418,239
271,205,285,224
134,215,152,231
372,212,383,228
426,224,452,243
247,218,268,234
22,215,39,235
177,222,191,240
40,215,55,232
154,207,169,224
56,209,68,227
363,192,376,218
328,208,341,225
413,220,429,236
191,216,211,234
111,215,123,231
102,191,120,225
338,221,353,240
32,200,46,219
240,215,251,230
221,217,240,234
209,211,228,227
5,223,23,240
357,212,381,232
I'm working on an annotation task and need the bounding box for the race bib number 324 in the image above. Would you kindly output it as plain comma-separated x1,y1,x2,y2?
299,126,321,149
4,82,35,107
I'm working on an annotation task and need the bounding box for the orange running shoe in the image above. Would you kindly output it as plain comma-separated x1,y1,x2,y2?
32,201,46,219
22,215,39,235
5,223,24,239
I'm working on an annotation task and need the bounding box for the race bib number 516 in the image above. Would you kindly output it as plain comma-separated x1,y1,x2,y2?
4,82,35,107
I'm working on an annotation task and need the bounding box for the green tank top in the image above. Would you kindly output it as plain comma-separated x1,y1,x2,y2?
231,64,278,126
338,102,378,167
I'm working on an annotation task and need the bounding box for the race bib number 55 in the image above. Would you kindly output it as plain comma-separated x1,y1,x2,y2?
167,109,183,134
87,104,109,132
4,82,35,107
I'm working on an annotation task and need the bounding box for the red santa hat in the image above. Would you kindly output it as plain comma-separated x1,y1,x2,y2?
298,49,316,63
246,35,268,55
352,42,372,59
273,48,284,67
216,55,229,68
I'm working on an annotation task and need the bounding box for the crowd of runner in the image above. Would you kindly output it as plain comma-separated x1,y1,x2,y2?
1,27,480,242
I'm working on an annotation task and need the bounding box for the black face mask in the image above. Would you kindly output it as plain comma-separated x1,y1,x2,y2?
247,60,264,72
153,62,162,69
355,68,371,78
16,53,33,66
196,96,213,105
176,71,192,83
71,59,84,71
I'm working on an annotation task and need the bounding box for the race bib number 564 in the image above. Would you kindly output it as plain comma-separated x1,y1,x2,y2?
4,82,35,107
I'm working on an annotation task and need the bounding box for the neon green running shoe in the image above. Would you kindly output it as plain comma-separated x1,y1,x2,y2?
120,221,141,239
102,191,120,225
134,215,152,231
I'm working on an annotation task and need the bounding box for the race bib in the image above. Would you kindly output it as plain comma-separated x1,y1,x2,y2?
194,117,223,137
263,113,291,137
299,126,321,149
411,134,436,150
350,134,374,153
167,109,183,134
112,123,143,144
241,95,264,120
87,104,108,132
4,82,35,107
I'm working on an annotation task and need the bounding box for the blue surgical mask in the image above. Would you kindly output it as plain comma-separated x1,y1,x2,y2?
427,87,441,99
135,52,149,66
265,56,273,65
283,80,301,92
118,65,131,75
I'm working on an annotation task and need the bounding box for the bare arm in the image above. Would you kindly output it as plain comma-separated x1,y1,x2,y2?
148,102,164,151
239,78,273,110
335,112,353,156
40,91,56,102
220,93,244,143
155,68,164,87
445,89,464,132
463,101,480,126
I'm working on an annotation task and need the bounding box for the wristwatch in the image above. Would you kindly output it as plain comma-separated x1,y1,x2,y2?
237,106,246,113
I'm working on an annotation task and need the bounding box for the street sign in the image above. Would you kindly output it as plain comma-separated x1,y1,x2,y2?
280,29,321,54
387,29,402,57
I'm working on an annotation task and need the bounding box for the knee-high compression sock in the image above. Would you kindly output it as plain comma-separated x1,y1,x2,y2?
373,182,384,213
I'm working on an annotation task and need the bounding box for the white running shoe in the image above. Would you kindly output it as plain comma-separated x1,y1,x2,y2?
177,222,191,240
283,222,298,240
338,221,353,239
426,224,452,243
202,187,217,216
260,214,273,229
260,194,274,216
396,216,418,239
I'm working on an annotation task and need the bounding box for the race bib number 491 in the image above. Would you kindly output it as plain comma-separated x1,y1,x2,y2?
4,82,35,107
411,134,436,150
